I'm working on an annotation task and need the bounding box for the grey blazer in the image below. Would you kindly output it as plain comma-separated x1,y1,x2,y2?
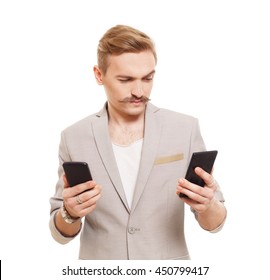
50,103,220,259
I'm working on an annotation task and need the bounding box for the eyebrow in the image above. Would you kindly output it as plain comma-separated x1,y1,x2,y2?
115,70,156,79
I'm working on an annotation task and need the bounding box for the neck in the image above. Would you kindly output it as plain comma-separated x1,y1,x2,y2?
108,108,145,146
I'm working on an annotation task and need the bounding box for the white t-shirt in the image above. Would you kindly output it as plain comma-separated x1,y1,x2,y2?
112,139,143,208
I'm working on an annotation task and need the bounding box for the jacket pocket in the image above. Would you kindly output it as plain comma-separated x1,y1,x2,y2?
154,153,184,165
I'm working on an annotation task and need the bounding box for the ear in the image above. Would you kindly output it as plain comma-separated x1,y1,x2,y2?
93,65,103,85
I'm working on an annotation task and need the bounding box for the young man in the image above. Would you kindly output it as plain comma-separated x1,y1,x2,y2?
49,25,226,260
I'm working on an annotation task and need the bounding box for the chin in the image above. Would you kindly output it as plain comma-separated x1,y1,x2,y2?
125,104,146,116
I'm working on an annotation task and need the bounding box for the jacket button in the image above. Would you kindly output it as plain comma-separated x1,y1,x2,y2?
128,227,140,234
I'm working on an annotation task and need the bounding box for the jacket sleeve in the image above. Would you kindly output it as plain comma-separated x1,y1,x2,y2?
49,131,82,244
189,118,226,232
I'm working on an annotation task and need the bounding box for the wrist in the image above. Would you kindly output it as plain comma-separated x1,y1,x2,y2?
60,203,80,224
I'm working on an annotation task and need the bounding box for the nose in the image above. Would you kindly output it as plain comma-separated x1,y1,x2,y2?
131,81,144,98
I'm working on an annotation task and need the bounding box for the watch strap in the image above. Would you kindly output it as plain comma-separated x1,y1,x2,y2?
60,203,80,224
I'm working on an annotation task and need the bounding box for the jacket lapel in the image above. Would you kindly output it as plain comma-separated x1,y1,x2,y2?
92,103,162,214
91,104,130,212
131,103,161,213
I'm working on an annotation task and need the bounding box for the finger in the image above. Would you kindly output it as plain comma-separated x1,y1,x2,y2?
179,176,216,202
65,181,97,198
83,192,102,208
79,203,98,217
195,167,216,189
178,178,205,194
75,184,102,204
75,181,96,194
177,178,208,202
72,192,102,217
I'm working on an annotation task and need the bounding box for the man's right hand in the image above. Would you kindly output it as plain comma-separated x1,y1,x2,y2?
62,175,102,219
54,176,102,237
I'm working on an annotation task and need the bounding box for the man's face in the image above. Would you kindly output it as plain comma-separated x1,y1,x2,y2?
95,51,156,119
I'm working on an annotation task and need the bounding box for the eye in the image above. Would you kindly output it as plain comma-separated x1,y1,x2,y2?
118,78,132,83
143,75,154,82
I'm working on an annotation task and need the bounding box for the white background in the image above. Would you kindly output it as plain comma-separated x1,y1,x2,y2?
1,0,269,279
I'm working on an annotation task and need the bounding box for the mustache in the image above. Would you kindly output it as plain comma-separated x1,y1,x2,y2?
120,95,151,103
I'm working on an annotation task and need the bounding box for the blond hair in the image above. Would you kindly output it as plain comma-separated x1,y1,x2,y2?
97,25,157,74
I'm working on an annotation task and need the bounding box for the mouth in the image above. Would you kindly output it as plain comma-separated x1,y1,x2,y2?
130,99,144,104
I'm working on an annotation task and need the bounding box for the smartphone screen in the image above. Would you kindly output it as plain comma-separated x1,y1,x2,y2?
62,161,92,187
179,150,218,198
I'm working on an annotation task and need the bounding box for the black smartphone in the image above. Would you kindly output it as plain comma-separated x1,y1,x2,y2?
179,150,218,198
62,161,93,187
